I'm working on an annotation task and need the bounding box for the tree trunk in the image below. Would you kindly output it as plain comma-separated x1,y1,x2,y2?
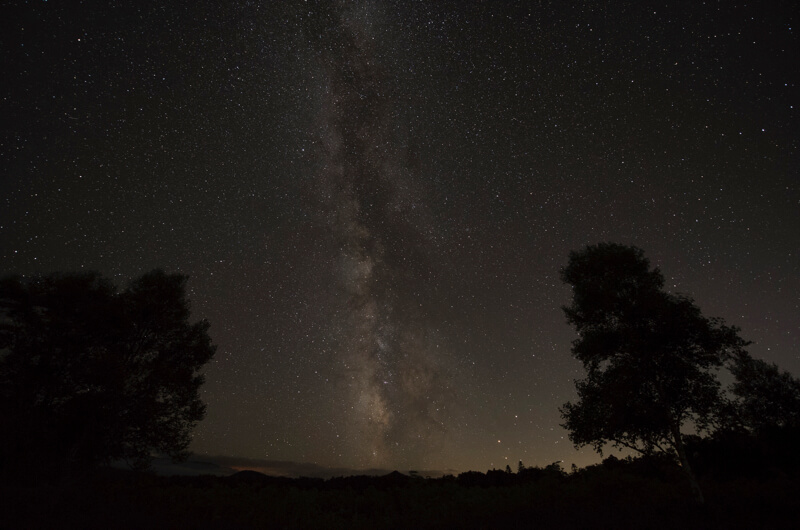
671,423,704,505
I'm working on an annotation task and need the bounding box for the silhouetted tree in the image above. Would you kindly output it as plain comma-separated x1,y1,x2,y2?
0,270,215,480
723,351,800,432
559,243,748,504
544,461,566,476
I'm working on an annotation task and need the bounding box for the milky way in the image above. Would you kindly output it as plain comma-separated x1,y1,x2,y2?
308,3,457,467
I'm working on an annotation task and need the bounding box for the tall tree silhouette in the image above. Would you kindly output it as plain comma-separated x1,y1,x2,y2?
559,243,748,504
0,270,215,481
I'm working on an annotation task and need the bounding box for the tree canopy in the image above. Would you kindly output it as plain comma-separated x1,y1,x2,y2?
0,270,215,480
559,243,749,503
723,351,800,433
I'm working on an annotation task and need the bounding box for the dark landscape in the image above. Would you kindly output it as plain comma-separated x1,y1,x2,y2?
2,1,798,528
5,442,800,529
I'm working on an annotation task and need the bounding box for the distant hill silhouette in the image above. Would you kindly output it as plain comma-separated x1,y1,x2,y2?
376,470,413,486
227,470,270,482
226,470,296,487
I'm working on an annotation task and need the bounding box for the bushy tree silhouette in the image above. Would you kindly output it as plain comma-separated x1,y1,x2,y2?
559,243,749,504
723,351,800,432
0,270,215,481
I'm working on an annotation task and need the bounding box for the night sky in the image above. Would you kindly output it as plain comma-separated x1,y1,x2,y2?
1,1,797,475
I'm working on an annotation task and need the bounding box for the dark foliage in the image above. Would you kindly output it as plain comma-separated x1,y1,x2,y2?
559,243,749,504
720,351,800,433
686,426,800,479
0,270,215,481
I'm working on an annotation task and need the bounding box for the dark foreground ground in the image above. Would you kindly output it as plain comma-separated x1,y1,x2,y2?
3,461,799,530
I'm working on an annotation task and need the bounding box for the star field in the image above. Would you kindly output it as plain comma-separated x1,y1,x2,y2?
1,1,797,474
